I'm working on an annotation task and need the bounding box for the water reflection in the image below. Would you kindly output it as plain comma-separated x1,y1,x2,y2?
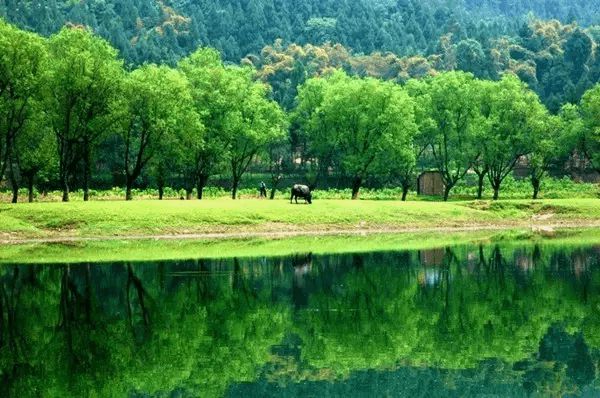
0,244,599,397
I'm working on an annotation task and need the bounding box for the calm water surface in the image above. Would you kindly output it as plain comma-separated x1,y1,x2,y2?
1,243,600,397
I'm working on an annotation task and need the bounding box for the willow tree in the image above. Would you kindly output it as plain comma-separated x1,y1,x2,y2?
224,68,286,200
478,75,547,200
0,20,47,202
14,109,57,202
528,107,577,200
178,48,234,200
45,26,123,202
295,71,417,199
415,72,480,201
118,65,199,201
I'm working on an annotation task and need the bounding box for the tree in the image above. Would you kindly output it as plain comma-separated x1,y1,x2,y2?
292,76,334,189
45,26,123,202
529,113,564,200
14,109,57,202
266,135,290,200
579,85,600,174
479,75,547,200
224,68,286,199
300,71,417,199
0,20,47,202
455,39,487,78
405,79,437,201
178,48,233,200
421,72,480,201
118,65,199,201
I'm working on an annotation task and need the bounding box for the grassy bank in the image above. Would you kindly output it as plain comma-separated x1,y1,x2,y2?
0,198,599,242
1,227,598,264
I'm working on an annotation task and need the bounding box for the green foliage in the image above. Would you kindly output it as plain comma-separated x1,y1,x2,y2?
579,84,600,173
0,18,597,204
117,64,199,200
295,71,417,198
45,25,124,201
0,18,47,199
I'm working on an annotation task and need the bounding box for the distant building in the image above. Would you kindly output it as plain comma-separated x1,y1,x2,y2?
417,171,445,196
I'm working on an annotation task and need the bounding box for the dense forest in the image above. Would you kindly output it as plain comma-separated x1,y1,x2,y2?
0,2,599,203
2,0,599,63
3,1,600,110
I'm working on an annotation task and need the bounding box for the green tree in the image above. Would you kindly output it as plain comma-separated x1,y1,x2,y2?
455,39,486,78
579,85,600,173
529,114,564,199
479,75,547,200
0,20,47,202
224,68,286,200
45,26,123,202
420,72,480,201
117,65,198,201
298,71,417,199
14,109,57,202
178,48,233,200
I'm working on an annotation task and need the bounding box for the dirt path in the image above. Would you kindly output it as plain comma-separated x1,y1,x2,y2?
2,221,600,245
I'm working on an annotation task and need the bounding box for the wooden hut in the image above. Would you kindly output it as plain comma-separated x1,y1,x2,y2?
417,171,445,196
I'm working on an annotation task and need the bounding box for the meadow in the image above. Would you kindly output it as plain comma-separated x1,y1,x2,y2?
0,197,599,243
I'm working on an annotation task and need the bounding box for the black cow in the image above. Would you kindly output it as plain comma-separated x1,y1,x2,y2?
290,184,312,204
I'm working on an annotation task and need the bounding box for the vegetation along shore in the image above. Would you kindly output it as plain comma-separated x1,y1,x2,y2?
0,199,599,243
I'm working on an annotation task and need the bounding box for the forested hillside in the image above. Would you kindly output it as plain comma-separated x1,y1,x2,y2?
0,2,599,203
1,0,598,64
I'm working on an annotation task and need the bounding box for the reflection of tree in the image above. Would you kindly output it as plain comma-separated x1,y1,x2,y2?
126,263,151,331
0,244,599,396
293,245,600,385
522,324,596,396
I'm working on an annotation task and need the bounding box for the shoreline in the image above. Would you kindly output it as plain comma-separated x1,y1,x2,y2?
2,220,600,245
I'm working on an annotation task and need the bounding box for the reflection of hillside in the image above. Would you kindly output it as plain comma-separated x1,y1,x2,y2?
0,243,598,396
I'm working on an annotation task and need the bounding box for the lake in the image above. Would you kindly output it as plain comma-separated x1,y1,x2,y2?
1,241,599,397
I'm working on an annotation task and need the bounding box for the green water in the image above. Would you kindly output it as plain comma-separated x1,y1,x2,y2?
1,242,600,397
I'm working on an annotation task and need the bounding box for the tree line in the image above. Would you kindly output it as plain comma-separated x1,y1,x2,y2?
0,20,598,203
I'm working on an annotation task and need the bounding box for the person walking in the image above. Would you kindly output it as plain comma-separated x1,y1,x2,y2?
259,181,267,198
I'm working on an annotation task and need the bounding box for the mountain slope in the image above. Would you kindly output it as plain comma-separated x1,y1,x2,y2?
1,0,599,64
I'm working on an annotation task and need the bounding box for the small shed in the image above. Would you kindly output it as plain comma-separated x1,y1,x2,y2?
417,171,445,196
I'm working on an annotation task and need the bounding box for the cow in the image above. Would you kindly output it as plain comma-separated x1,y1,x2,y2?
290,184,312,204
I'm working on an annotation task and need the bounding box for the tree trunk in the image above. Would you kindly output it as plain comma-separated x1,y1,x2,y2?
158,184,164,200
8,161,18,204
126,178,133,201
531,177,541,200
231,176,239,200
270,175,281,200
351,176,362,200
186,189,193,201
83,145,91,202
492,187,500,200
10,181,18,204
197,174,208,200
61,175,70,202
27,173,34,203
490,177,501,201
401,184,409,202
476,173,485,199
443,184,453,202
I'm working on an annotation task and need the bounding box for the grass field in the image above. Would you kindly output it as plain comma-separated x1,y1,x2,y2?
1,227,598,264
0,198,599,242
